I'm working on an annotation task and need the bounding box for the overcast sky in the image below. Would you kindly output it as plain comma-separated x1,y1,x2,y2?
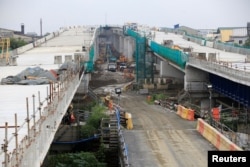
0,0,249,34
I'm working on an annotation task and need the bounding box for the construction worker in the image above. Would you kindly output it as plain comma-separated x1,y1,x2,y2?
109,100,113,113
70,111,76,124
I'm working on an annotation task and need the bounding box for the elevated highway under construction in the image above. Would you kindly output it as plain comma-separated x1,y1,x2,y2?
0,24,249,167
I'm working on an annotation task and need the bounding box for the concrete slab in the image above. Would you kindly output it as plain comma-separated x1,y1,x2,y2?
0,27,92,163
153,31,248,63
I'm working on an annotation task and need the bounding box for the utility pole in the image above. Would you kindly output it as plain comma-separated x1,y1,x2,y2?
40,18,42,37
207,84,213,125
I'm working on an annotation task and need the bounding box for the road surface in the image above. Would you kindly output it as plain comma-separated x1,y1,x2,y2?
121,91,215,167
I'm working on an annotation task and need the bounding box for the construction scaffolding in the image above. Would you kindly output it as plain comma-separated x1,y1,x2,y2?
0,38,10,65
125,28,153,84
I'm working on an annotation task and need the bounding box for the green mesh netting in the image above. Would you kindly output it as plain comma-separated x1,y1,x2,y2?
85,44,94,72
126,29,152,83
150,41,188,69
126,28,189,83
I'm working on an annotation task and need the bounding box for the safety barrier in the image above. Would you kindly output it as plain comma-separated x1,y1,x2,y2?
196,118,242,151
177,105,195,121
106,97,133,130
99,92,131,166
1,69,83,167
16,30,63,55
114,106,130,166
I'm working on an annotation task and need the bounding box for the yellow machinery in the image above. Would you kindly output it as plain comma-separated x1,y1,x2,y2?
172,45,182,51
0,38,10,64
119,55,127,62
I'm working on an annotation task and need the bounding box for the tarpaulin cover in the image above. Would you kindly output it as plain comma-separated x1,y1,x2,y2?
1,66,58,85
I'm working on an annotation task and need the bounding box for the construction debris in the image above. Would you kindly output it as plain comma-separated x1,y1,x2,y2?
1,61,79,85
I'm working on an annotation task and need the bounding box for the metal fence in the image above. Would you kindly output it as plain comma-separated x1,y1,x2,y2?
1,69,83,167
210,119,247,150
161,27,250,55
214,42,250,55
188,57,250,85
114,106,129,167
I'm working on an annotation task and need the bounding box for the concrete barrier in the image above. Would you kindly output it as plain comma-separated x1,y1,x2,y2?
17,43,34,54
196,118,242,151
15,29,64,56
177,105,194,121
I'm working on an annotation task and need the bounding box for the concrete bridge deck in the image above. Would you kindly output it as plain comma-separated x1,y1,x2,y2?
0,26,93,166
0,25,249,166
153,31,249,69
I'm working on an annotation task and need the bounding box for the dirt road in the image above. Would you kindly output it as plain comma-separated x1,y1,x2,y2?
121,91,215,167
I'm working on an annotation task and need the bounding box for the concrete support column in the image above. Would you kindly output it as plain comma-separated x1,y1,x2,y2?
94,33,98,62
115,34,120,51
122,37,135,61
127,38,135,61
123,37,129,57
115,34,120,50
184,65,209,91
160,61,184,83
111,35,115,48
119,36,124,55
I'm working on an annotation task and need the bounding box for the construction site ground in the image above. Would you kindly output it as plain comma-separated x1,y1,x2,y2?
120,92,216,167
87,62,215,167
89,63,134,93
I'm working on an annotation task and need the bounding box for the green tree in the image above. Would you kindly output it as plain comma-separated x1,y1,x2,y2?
244,37,250,47
48,104,109,167
95,143,106,163
10,38,27,50
87,104,108,129
80,124,96,138
48,152,106,167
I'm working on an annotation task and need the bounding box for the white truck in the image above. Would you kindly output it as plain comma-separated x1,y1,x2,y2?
108,63,117,72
